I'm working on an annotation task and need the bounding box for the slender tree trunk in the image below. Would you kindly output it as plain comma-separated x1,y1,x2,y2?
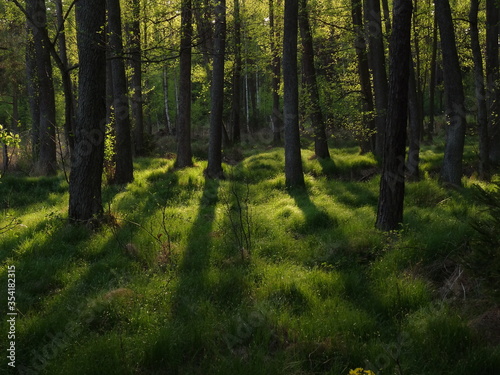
486,0,500,164
381,0,391,33
25,28,40,162
69,0,106,225
270,0,282,145
364,0,388,158
107,0,134,184
27,0,57,176
407,57,421,181
193,0,213,73
206,0,226,179
352,0,376,154
376,0,412,231
435,0,467,186
428,13,437,140
231,0,242,144
299,0,330,159
163,65,173,135
470,0,489,180
126,0,145,156
283,0,305,189
176,0,194,168
55,0,76,155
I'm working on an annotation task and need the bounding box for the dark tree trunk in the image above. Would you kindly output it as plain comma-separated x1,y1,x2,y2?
470,0,489,180
352,0,376,154
55,0,76,155
428,13,437,140
486,0,500,164
299,0,330,159
69,0,107,225
376,0,412,231
25,28,40,161
126,0,145,155
407,57,421,181
206,0,226,179
283,0,305,189
176,0,194,168
364,0,388,159
435,0,467,186
27,0,57,176
270,0,282,145
107,0,134,184
231,0,242,144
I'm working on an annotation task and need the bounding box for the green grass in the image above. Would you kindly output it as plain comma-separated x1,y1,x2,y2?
1,141,500,375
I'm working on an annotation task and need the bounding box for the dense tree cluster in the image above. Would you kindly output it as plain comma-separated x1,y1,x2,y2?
0,0,499,229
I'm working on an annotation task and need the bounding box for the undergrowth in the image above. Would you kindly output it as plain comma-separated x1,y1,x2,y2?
0,143,499,375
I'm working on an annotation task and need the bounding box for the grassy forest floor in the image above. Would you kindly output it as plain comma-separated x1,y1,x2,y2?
1,135,500,374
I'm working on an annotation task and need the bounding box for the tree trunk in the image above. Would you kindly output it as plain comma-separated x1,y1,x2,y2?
407,57,421,181
206,0,226,179
176,0,194,168
55,0,76,156
352,0,376,154
364,0,388,158
231,0,242,144
193,0,213,73
486,0,500,164
428,13,437,140
107,0,134,184
470,0,489,180
69,0,107,226
163,65,173,135
25,28,40,162
27,0,57,176
126,0,145,156
376,0,412,231
283,0,305,189
381,0,391,33
270,0,282,145
435,0,467,186
299,0,330,159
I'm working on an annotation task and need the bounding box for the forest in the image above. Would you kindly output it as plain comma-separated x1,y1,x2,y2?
1,0,500,373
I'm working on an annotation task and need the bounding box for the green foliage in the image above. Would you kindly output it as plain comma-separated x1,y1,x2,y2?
466,182,500,301
0,124,20,147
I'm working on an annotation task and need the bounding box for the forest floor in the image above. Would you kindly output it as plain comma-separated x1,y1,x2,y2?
1,135,500,375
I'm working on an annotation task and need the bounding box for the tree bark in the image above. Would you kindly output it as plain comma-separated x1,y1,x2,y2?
126,0,145,155
486,0,500,164
55,0,76,156
163,65,173,135
176,0,194,168
428,13,437,140
364,0,388,158
376,0,412,231
69,0,107,225
435,0,467,186
352,0,376,154
470,0,489,180
206,0,226,179
299,0,330,159
231,0,242,144
283,0,305,189
107,0,134,184
26,0,57,176
407,57,421,181
25,27,40,162
270,0,282,145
